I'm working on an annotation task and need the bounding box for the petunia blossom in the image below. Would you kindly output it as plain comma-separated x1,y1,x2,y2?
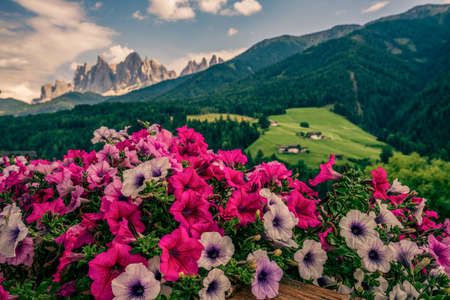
371,166,390,200
339,210,379,249
251,256,283,300
357,238,392,273
223,188,262,226
198,268,231,300
308,154,342,186
158,227,204,281
111,263,160,300
198,232,235,270
287,190,321,229
428,235,450,274
169,190,213,231
88,243,147,300
294,240,327,280
0,205,29,258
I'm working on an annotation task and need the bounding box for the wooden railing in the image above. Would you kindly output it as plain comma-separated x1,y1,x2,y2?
231,278,352,300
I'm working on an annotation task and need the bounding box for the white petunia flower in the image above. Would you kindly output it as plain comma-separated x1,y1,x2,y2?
294,240,327,280
199,269,231,300
198,232,235,270
388,179,410,194
339,210,379,249
357,238,392,273
413,199,426,225
147,157,171,181
111,263,160,300
389,239,420,269
0,204,28,258
148,256,171,297
263,203,298,248
373,200,403,230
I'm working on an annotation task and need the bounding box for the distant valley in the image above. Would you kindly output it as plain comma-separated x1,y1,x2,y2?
0,4,449,162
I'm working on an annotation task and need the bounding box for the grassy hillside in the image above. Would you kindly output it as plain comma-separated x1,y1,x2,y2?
187,113,256,123
247,107,386,167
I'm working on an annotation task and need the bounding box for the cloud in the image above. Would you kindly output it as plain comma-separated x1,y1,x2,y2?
362,1,390,14
0,58,28,68
132,10,147,20
441,0,450,4
148,0,195,21
93,2,102,10
102,45,135,64
233,0,262,16
227,27,238,36
220,0,262,16
70,62,79,71
0,0,115,102
197,0,227,14
167,47,246,74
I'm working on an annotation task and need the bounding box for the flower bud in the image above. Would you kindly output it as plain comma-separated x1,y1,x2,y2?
414,258,431,273
247,259,257,270
272,249,282,257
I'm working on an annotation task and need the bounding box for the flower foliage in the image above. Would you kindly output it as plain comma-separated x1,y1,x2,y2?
0,124,448,300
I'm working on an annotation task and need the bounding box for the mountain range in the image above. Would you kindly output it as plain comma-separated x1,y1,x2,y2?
37,53,224,102
0,4,449,160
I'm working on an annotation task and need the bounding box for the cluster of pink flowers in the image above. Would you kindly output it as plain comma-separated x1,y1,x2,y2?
0,125,448,300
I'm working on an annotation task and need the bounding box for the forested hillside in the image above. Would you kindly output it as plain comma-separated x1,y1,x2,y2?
0,102,259,159
147,5,450,159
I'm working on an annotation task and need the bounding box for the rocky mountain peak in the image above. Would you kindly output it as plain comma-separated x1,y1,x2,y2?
39,51,177,101
179,54,225,77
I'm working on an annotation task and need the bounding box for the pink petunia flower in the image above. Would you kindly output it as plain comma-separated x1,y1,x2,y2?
309,154,342,186
103,200,145,235
217,149,247,167
428,235,450,275
0,237,34,267
318,228,334,251
169,190,213,231
173,126,209,158
56,281,77,297
169,167,212,200
371,166,390,200
26,197,66,223
88,243,147,300
223,189,262,226
287,190,321,229
158,227,204,281
86,161,117,189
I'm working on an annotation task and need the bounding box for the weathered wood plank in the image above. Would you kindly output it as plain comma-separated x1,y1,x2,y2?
230,278,350,300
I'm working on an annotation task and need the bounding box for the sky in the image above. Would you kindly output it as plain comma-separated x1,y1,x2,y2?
1,0,450,102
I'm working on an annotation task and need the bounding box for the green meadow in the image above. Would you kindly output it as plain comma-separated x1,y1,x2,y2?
187,113,257,123
247,107,386,167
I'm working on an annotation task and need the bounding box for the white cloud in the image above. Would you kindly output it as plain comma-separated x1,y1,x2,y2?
227,27,238,36
148,0,195,21
0,0,114,102
167,47,246,74
362,1,390,14
233,0,262,16
0,58,28,68
197,0,227,14
102,45,135,64
220,0,262,16
93,2,102,10
70,62,79,71
132,10,147,20
6,83,35,100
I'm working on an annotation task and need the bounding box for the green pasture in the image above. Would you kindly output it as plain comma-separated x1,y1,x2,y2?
247,107,386,167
